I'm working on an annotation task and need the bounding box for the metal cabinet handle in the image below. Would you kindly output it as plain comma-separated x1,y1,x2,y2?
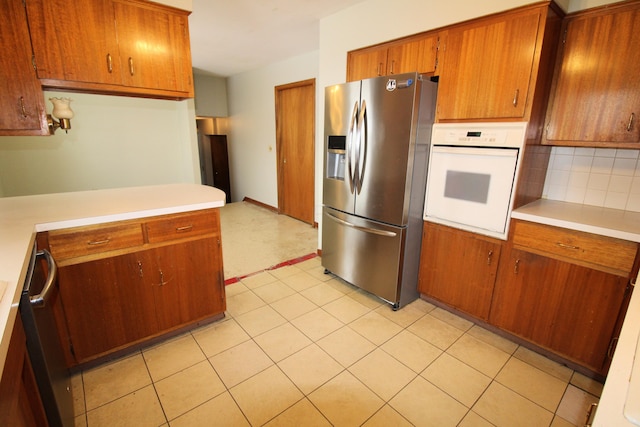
514,259,520,274
628,113,636,132
390,60,395,74
30,250,57,308
487,250,493,265
325,212,397,237
19,97,28,118
584,402,598,426
176,225,193,233
556,242,579,250
128,57,134,76
88,239,110,246
512,89,519,107
107,53,113,73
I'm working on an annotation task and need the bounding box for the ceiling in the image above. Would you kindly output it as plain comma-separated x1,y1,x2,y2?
188,0,366,77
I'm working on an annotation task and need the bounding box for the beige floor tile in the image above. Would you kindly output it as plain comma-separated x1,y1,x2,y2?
570,371,604,397
473,382,554,427
407,313,465,350
254,322,312,362
466,324,519,355
430,307,474,332
458,411,495,427
270,292,318,320
317,326,376,367
154,360,226,420
447,334,510,377
241,270,279,289
308,371,384,426
348,289,385,310
169,392,250,427
555,384,599,426
408,298,437,313
278,343,343,394
74,414,87,427
234,304,287,336
349,311,403,346
422,352,491,407
375,303,426,328
551,415,576,427
290,308,343,341
191,317,250,357
381,330,442,373
295,257,322,271
264,398,332,426
349,349,417,401
304,265,335,283
71,372,85,416
281,270,324,291
389,376,468,427
269,264,303,279
496,357,568,412
362,405,414,427
322,294,370,323
225,289,266,317
83,353,151,411
324,277,358,295
513,346,573,382
224,281,250,297
301,282,346,305
143,334,206,382
86,385,165,427
252,280,297,303
209,340,274,388
230,365,304,426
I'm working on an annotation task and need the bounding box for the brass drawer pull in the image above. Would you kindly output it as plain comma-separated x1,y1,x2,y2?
176,225,193,233
87,239,110,246
628,112,636,132
106,53,113,73
512,89,519,107
128,57,134,76
556,242,579,250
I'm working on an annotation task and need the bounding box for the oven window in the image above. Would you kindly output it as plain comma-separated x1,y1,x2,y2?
444,171,490,204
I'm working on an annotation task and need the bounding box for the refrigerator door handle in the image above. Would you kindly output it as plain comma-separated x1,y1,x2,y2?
325,211,397,237
347,101,359,194
356,99,367,194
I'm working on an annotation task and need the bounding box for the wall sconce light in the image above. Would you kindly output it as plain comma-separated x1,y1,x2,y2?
47,97,74,134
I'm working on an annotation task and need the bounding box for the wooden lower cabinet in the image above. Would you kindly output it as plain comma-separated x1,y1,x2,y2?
0,317,48,427
489,247,629,373
418,222,502,321
49,209,225,365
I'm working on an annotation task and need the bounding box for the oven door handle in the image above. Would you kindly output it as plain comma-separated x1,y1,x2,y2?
29,249,57,308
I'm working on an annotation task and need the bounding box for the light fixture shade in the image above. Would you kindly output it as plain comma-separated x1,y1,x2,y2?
49,97,74,119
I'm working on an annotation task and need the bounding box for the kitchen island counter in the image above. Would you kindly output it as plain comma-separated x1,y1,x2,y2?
0,183,226,377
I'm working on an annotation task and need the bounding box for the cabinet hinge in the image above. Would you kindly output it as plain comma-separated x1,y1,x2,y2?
562,28,568,45
31,55,37,72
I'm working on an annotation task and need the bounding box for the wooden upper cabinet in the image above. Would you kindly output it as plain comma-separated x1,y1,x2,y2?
26,0,193,99
542,1,640,147
347,33,440,81
0,0,48,136
437,5,548,121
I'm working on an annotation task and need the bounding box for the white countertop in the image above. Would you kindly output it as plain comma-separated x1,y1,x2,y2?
0,183,225,377
512,199,640,425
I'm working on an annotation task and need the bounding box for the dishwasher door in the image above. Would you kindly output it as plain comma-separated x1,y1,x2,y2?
20,244,74,427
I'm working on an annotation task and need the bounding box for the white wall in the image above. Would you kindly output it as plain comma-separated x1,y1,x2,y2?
226,50,319,206
0,91,199,196
193,72,228,117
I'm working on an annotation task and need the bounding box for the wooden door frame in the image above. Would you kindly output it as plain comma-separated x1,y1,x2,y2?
274,78,316,225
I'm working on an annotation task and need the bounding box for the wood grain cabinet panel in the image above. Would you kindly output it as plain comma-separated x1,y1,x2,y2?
418,222,501,321
542,1,640,147
0,0,48,136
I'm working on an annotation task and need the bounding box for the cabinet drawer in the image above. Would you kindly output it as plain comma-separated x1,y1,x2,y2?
48,223,144,261
512,220,637,276
145,210,219,243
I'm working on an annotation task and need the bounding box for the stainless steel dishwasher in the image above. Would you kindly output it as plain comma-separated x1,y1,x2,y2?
20,242,74,427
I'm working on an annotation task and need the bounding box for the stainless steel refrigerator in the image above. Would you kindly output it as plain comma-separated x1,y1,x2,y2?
322,72,437,310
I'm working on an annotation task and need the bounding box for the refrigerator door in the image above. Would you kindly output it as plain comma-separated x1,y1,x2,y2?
322,206,404,304
323,80,362,215
355,73,421,226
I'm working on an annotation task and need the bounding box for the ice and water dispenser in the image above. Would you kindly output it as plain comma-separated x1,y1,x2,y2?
326,135,346,180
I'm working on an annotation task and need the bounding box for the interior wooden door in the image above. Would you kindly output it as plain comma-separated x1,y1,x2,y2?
275,79,315,225
210,135,232,203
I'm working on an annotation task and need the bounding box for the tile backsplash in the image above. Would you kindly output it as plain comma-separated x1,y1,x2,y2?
543,147,640,212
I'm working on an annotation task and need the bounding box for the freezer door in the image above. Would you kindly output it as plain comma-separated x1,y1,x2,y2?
322,207,404,304
323,80,361,214
355,73,421,226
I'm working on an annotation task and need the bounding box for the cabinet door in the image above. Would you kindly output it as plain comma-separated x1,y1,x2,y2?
418,222,501,320
113,1,190,93
544,4,640,146
490,248,628,372
437,8,542,120
0,0,48,135
347,48,388,81
141,238,225,332
26,0,121,85
58,253,158,363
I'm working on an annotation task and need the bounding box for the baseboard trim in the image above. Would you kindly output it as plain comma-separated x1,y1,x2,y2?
243,197,278,213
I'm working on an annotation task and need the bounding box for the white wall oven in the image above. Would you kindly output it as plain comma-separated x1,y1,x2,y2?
424,122,527,240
